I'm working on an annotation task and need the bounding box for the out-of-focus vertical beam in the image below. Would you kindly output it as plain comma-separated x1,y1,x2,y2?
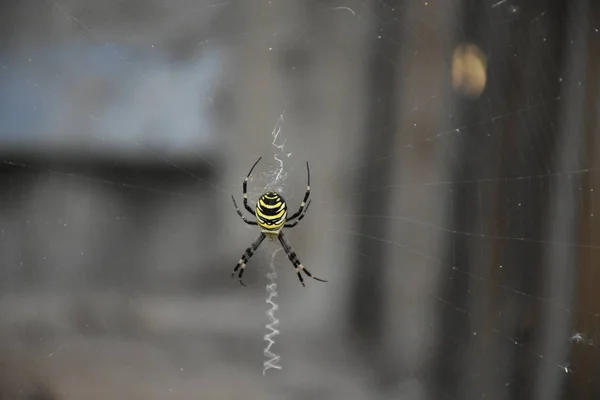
569,3,600,391
347,0,402,378
533,1,590,399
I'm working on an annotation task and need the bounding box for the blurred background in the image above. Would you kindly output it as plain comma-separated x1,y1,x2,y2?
0,0,598,399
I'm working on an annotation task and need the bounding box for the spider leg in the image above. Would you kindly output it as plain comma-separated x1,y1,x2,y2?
278,231,326,287
232,196,258,225
286,161,311,222
284,200,311,228
242,156,262,214
232,233,266,286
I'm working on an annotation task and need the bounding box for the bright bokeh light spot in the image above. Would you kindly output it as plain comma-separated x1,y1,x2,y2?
451,43,487,98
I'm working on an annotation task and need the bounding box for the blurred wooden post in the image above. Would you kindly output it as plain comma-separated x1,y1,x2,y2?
569,3,600,393
434,0,573,399
347,0,402,380
533,0,590,399
569,13,600,393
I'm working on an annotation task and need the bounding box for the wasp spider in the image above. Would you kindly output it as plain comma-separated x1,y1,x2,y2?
231,156,327,287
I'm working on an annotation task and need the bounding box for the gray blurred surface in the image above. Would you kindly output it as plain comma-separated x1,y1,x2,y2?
0,0,598,399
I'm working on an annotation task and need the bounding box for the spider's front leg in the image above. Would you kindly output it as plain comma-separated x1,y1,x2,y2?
242,157,262,214
278,231,326,287
286,161,311,222
231,196,258,226
232,233,266,286
284,200,311,228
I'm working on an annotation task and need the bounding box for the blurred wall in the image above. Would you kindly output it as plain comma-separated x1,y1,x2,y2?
0,0,598,399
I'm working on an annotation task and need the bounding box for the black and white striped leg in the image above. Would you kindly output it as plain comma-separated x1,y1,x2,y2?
286,161,311,222
242,156,262,214
278,232,326,287
232,233,266,286
284,200,312,228
231,196,258,225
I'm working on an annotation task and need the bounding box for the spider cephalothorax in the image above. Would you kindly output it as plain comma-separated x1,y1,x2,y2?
230,157,327,287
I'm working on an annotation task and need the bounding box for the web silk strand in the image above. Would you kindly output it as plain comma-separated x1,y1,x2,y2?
261,113,287,375
263,248,282,375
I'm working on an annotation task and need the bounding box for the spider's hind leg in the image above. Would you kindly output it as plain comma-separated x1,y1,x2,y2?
232,233,266,286
278,232,327,287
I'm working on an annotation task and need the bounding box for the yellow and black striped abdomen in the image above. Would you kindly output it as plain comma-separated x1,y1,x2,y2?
255,191,287,231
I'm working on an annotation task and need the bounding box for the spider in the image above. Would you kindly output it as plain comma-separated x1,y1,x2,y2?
231,156,327,287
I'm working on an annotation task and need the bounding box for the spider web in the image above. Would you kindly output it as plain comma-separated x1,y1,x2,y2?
0,0,598,399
